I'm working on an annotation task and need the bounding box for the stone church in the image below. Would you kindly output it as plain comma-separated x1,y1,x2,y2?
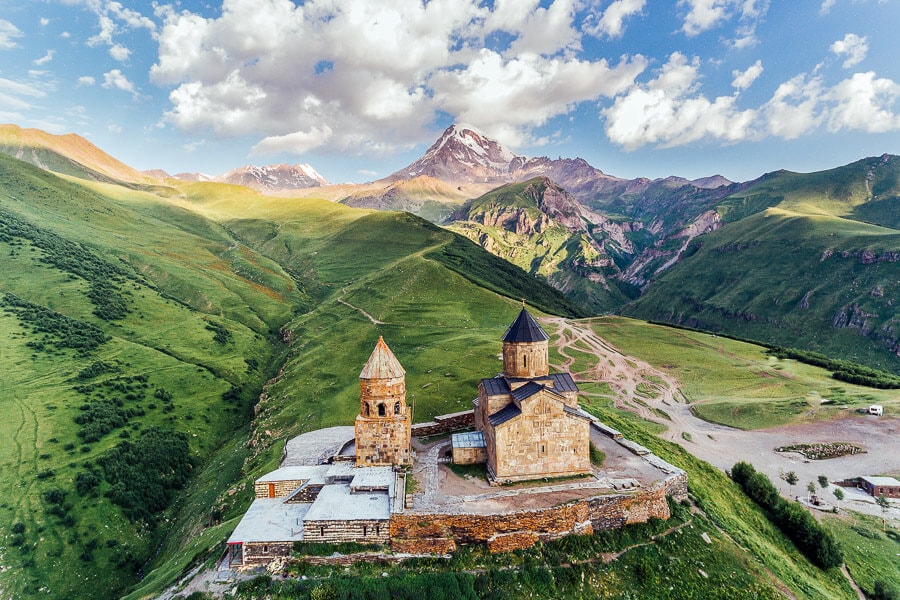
468,307,591,483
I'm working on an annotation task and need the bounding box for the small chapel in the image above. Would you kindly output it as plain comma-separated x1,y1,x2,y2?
459,307,592,483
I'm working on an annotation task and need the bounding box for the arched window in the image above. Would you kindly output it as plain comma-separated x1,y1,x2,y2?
378,403,386,417
523,354,528,369
364,403,369,417
394,401,400,415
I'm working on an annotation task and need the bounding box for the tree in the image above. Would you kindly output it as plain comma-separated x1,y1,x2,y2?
783,471,799,497
807,481,816,501
818,475,829,489
876,494,890,531
833,488,845,502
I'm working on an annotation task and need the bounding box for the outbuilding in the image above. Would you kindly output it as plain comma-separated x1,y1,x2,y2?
859,476,900,499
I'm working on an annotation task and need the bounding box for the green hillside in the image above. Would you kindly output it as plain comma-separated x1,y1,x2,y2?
0,146,892,600
626,157,900,374
449,178,635,313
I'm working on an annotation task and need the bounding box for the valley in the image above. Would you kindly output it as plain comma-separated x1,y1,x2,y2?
0,124,897,600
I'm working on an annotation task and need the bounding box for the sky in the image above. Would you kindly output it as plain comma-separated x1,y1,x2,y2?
1,0,899,184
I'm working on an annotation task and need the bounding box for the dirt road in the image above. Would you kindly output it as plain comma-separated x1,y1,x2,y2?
544,317,900,522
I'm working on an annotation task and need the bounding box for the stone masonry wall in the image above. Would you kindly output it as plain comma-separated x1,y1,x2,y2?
410,410,476,437
254,479,307,499
305,519,391,544
242,541,293,566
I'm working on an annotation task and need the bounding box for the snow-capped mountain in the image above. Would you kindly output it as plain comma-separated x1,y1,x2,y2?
388,124,520,184
217,163,328,192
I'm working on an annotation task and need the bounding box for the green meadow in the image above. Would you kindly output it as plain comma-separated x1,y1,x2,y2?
590,317,896,429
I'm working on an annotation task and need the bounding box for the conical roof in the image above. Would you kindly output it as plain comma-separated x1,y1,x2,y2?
501,307,549,343
359,336,405,379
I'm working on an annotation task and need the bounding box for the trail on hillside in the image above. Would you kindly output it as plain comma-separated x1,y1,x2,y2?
543,316,693,442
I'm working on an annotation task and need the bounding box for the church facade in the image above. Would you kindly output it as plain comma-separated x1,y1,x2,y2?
472,308,591,483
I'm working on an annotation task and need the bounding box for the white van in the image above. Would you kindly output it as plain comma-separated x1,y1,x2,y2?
868,405,884,416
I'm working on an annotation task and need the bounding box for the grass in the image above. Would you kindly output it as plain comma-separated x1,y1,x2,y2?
589,316,897,429
820,511,900,598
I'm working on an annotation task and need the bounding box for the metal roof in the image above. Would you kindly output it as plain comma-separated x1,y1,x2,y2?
481,376,511,396
452,431,486,449
563,405,592,421
256,465,328,485
227,498,310,544
501,308,549,343
303,484,390,522
359,336,405,379
547,372,579,393
489,403,522,427
860,476,900,486
511,381,544,401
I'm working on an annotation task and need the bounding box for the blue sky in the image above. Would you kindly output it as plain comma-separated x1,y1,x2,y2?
1,1,899,184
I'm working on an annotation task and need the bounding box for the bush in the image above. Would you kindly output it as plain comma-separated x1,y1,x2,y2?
12,522,25,534
873,580,899,600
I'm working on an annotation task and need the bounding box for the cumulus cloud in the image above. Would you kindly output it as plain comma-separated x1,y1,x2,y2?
826,71,900,133
603,52,757,150
583,0,645,39
679,0,732,36
0,19,23,49
40,17,50,27
109,43,131,61
761,74,825,139
831,33,868,69
819,0,836,15
151,0,648,155
102,69,136,94
77,76,96,87
732,60,763,90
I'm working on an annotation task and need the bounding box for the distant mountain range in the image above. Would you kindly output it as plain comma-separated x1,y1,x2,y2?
0,121,897,372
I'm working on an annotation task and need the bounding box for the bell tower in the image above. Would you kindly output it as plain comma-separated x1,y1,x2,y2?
355,336,411,466
501,307,549,379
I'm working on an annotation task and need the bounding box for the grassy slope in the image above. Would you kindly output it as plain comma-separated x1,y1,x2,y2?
450,179,632,313
590,317,896,429
626,157,900,374
0,151,872,600
0,156,297,599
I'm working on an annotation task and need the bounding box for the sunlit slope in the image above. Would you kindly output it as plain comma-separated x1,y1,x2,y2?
0,124,155,185
0,155,298,599
627,158,900,373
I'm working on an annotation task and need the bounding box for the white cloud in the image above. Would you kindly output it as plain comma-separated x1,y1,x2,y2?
761,74,825,139
819,0,836,15
102,69,136,94
732,60,763,90
603,52,757,150
679,0,732,36
108,123,122,134
678,0,768,46
40,17,50,27
583,0,645,39
831,33,868,69
77,76,96,87
826,71,900,133
151,0,648,155
33,50,56,66
109,43,131,61
0,19,23,49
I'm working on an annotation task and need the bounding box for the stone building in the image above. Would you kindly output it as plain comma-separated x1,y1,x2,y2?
469,307,591,483
355,336,411,466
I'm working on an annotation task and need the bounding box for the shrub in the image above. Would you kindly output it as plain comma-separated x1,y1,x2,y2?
12,522,25,534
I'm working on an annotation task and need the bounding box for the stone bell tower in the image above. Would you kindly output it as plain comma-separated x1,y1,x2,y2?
501,307,550,380
355,336,411,466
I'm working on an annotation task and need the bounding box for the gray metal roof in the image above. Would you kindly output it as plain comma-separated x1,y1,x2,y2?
547,372,579,393
349,467,394,492
256,465,329,485
452,431,486,449
227,498,310,544
303,484,390,522
489,403,521,427
511,381,544,401
501,308,549,343
481,376,511,396
563,405,592,421
860,476,900,486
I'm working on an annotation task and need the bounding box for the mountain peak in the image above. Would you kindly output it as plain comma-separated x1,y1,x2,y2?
387,124,521,184
215,162,328,192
